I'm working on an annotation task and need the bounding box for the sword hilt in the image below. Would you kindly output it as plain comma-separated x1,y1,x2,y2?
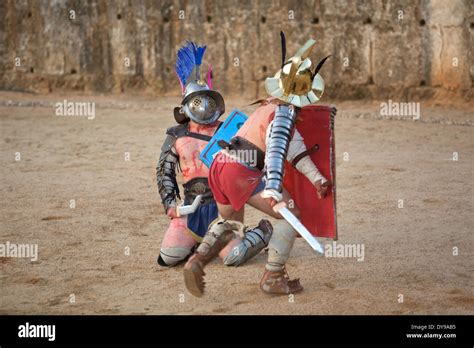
272,201,287,213
176,194,203,217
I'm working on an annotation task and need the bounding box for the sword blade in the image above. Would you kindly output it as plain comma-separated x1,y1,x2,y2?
275,205,324,254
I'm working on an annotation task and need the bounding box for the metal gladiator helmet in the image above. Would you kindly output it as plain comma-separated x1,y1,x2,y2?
174,41,225,125
265,32,330,108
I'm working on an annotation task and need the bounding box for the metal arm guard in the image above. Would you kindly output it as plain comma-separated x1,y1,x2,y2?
264,105,297,193
156,134,180,212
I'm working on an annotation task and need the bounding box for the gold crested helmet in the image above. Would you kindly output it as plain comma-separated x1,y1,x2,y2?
265,32,330,108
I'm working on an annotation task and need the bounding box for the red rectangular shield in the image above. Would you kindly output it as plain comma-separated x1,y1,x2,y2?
283,105,337,240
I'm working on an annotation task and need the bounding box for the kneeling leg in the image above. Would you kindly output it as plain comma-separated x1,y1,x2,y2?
158,217,197,267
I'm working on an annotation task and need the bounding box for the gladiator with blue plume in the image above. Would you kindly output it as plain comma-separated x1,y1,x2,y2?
156,40,250,269
174,41,224,125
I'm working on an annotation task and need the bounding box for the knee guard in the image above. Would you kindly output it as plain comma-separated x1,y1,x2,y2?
266,220,297,271
158,246,194,267
223,219,273,266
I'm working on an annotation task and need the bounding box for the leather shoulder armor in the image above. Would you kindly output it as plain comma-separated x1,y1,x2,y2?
161,124,188,152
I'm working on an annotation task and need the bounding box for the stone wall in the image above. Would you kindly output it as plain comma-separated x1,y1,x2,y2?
0,0,472,100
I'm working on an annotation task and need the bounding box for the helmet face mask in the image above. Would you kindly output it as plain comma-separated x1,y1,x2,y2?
183,93,221,124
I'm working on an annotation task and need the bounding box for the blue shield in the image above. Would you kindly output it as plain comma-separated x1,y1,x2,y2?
200,109,248,167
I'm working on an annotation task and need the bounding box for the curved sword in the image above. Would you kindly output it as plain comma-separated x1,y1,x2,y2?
176,195,203,217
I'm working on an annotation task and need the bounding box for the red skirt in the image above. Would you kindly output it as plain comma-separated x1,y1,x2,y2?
209,152,264,211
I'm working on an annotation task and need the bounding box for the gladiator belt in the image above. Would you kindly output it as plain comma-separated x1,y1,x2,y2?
219,136,265,171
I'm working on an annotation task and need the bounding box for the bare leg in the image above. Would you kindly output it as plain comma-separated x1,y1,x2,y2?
218,236,241,259
158,217,197,267
216,202,245,222
247,187,300,219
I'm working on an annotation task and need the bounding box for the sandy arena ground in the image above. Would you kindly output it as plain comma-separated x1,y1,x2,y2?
0,92,473,314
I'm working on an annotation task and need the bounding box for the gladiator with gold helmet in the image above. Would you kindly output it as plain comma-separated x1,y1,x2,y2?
183,32,337,296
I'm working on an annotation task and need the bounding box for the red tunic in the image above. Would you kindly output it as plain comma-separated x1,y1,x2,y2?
208,152,263,211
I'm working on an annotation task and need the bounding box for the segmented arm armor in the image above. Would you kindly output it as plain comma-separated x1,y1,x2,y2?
264,104,297,194
156,134,181,213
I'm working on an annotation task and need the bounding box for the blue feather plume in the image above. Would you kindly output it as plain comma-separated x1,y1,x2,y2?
193,43,207,65
175,42,195,87
175,41,207,87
